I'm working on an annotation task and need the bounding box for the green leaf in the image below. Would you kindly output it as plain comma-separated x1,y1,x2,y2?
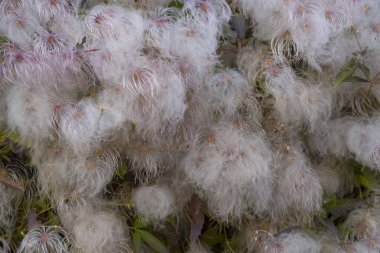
200,226,224,247
0,35,7,45
343,76,368,83
133,230,142,253
130,122,137,134
169,1,184,8
358,63,371,79
76,36,86,49
0,146,12,156
133,219,150,229
115,161,127,179
323,195,337,214
326,198,364,218
0,155,10,162
358,169,379,189
335,58,357,86
46,212,60,226
138,230,169,253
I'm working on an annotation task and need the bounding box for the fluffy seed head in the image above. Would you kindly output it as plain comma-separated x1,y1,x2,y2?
133,185,175,221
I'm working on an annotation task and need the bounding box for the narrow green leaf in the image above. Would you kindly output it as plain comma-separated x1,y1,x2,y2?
115,161,127,179
329,198,365,218
0,155,10,162
130,122,137,134
139,230,169,253
335,58,357,86
133,230,142,253
343,76,368,83
0,146,12,155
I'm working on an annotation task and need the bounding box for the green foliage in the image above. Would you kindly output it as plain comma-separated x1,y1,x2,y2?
12,189,60,243
131,219,170,253
201,226,225,246
0,130,60,251
115,160,128,179
335,57,358,86
0,131,20,162
321,159,380,240
358,62,371,80
169,1,184,9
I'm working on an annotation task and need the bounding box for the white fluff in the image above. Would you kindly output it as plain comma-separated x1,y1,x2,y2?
182,124,273,220
133,185,175,221
36,145,118,198
272,147,322,222
345,208,380,239
346,115,380,170
258,231,321,253
71,209,130,253
18,226,70,253
265,63,332,131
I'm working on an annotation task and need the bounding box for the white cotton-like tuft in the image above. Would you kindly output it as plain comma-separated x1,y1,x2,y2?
277,231,321,253
183,0,232,27
136,0,172,9
237,43,271,85
182,123,272,220
238,0,290,41
287,1,331,67
125,139,171,178
133,185,175,221
309,115,380,171
70,209,130,253
193,69,262,129
6,86,62,146
123,63,187,137
95,86,129,135
308,116,356,158
84,8,145,82
36,146,118,198
22,0,73,23
314,163,341,196
346,115,380,170
272,147,322,222
18,226,70,253
84,4,145,46
256,230,321,253
345,208,380,240
51,10,84,47
60,100,102,154
265,63,332,131
237,0,350,68
337,241,380,253
0,7,40,49
153,17,219,75
200,69,250,116
56,198,131,253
